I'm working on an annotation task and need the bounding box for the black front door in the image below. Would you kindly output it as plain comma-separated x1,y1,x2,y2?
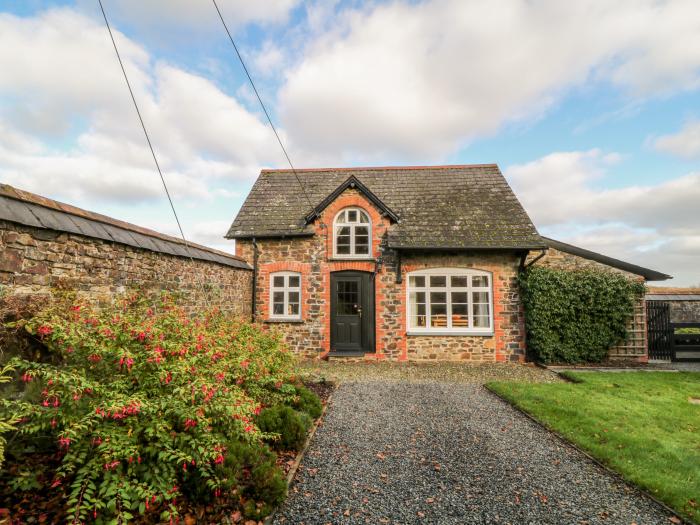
330,271,374,354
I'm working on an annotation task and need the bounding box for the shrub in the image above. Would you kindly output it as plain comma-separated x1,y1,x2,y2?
3,294,298,522
257,405,311,451
291,385,322,419
519,267,645,364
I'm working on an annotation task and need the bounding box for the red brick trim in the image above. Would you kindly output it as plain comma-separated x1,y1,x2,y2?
258,262,311,321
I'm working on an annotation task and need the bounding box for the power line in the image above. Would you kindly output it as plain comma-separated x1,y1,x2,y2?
98,0,209,305
211,0,316,213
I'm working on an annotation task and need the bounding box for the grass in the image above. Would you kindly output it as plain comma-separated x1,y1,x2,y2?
488,372,700,523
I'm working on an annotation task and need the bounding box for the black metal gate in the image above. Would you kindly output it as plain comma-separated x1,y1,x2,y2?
647,301,672,360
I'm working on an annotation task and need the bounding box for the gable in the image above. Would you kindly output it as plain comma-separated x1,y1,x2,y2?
226,165,545,250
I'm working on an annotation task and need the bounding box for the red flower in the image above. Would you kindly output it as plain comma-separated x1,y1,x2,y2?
58,437,71,448
37,325,52,337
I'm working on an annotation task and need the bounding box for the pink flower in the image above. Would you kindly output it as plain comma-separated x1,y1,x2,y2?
214,454,224,464
21,373,32,383
58,437,71,448
240,360,250,369
37,325,52,337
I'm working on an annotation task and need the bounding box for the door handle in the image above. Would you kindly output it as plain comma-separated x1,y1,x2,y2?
355,305,362,318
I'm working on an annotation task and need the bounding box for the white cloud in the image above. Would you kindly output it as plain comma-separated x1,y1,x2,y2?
0,8,281,205
279,0,700,160
653,120,700,159
78,0,299,35
505,150,700,285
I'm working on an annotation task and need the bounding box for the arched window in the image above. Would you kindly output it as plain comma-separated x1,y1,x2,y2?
406,268,493,334
333,207,371,258
269,272,301,320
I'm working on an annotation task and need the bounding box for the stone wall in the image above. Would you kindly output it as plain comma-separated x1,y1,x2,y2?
667,301,700,323
0,220,252,316
237,187,526,362
530,246,647,361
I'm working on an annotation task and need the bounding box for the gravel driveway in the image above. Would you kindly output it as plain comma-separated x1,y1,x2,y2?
274,381,674,525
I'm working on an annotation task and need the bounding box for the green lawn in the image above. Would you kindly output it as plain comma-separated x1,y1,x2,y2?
488,372,700,523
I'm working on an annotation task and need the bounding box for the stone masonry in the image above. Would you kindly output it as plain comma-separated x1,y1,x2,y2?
237,188,527,362
0,220,252,316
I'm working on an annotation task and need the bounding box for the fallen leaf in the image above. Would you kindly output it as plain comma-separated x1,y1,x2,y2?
417,511,425,518
376,452,386,460
231,510,242,523
668,517,681,524
425,497,434,504
433,463,441,471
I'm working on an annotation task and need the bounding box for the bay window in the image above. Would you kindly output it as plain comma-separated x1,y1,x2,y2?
407,269,493,334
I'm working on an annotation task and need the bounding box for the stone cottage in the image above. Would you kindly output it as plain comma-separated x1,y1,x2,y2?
226,165,670,362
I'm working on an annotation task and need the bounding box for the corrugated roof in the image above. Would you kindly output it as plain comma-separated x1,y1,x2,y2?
0,184,250,270
543,237,671,281
226,165,545,250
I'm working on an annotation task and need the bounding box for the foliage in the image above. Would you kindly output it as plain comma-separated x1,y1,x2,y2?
256,405,312,452
488,372,700,524
518,267,646,363
676,327,700,334
291,385,323,419
2,294,299,522
0,362,28,468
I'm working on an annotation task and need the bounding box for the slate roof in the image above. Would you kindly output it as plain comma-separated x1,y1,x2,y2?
226,165,545,250
543,237,671,281
0,184,250,270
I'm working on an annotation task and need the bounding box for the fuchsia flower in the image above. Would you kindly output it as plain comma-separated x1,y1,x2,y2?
184,418,197,430
87,353,101,363
36,325,52,337
58,437,71,448
21,372,32,383
214,454,224,464
240,359,250,369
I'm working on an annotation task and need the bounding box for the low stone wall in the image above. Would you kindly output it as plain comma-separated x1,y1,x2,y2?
667,301,700,323
0,220,252,316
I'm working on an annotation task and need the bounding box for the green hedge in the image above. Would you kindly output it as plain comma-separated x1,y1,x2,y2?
519,266,645,363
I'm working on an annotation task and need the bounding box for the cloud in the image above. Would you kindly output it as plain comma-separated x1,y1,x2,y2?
0,8,281,205
279,0,700,160
77,0,299,35
653,120,700,159
505,150,700,285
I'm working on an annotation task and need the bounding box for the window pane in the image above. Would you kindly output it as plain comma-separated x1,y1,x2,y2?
409,275,425,287
429,291,447,327
288,291,299,304
337,226,351,236
273,291,284,304
288,275,300,288
429,275,447,287
430,292,446,304
336,243,350,255
472,275,489,287
288,303,299,316
452,303,469,327
355,225,369,237
474,316,490,328
347,209,357,222
273,275,284,288
273,303,284,315
336,211,345,223
355,243,369,255
410,302,426,328
474,303,490,317
430,303,447,327
473,291,489,304
358,211,369,223
451,276,468,287
451,291,468,304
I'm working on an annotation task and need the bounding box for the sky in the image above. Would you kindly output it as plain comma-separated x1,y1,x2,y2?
0,0,699,285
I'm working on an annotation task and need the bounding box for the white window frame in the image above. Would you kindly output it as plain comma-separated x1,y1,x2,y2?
332,207,372,259
269,271,302,320
406,268,494,335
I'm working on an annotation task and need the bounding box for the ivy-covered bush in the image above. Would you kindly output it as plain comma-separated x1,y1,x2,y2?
2,294,300,522
519,267,645,364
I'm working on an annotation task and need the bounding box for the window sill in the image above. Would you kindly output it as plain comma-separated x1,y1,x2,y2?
264,318,304,324
407,330,494,337
328,257,376,262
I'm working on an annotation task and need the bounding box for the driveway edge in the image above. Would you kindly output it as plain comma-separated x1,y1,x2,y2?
264,382,337,525
483,384,690,525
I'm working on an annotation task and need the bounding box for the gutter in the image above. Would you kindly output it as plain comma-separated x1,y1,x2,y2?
251,238,259,323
